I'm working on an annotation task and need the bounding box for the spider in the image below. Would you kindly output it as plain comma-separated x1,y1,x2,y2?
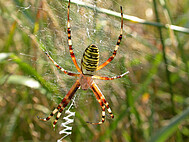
38,0,129,128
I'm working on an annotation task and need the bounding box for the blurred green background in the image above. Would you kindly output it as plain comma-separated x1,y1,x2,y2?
0,0,189,141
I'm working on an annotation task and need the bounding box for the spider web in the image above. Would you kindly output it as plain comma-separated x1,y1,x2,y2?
15,0,136,140
35,0,141,87
13,0,189,141
31,0,137,102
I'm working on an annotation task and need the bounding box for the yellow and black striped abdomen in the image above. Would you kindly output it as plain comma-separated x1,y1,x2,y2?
81,44,99,75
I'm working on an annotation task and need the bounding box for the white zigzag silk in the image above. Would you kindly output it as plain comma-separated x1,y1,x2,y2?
57,96,76,142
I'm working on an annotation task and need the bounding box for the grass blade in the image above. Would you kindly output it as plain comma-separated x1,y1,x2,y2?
149,106,189,142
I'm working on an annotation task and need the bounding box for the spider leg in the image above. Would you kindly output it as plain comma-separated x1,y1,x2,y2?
38,79,80,128
88,83,106,125
91,81,114,120
67,0,82,73
97,6,123,71
52,101,70,128
45,52,80,77
92,71,129,80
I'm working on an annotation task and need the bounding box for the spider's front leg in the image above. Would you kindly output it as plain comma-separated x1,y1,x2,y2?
45,52,80,77
96,6,123,71
38,80,80,128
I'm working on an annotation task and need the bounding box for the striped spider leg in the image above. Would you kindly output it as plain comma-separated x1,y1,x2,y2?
96,6,123,71
38,0,129,128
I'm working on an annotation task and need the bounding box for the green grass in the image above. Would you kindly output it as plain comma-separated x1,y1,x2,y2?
0,0,189,141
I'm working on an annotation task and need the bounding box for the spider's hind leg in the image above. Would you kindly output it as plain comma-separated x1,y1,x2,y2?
91,81,114,119
38,80,80,128
89,81,114,125
37,105,61,122
38,102,72,128
52,105,66,128
86,94,106,125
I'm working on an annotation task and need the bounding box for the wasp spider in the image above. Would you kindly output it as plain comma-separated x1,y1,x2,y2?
38,0,129,128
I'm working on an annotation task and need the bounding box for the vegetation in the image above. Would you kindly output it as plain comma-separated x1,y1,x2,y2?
0,0,188,141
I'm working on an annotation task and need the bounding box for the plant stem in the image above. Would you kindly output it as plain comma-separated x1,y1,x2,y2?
153,0,175,115
65,0,189,34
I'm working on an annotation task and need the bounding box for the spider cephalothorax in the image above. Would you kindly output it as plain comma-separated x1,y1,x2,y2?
38,0,129,128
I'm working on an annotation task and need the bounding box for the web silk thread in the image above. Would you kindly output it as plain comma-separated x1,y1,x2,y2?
57,96,76,141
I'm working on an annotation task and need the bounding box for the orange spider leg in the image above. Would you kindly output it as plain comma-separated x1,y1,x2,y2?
67,0,82,73
92,71,129,80
96,6,123,71
88,82,106,124
91,82,114,119
45,52,80,77
38,79,80,128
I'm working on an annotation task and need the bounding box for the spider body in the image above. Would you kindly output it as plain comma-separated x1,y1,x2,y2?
81,44,99,75
38,0,129,128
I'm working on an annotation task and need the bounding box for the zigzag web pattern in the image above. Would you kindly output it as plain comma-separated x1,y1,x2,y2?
57,95,77,142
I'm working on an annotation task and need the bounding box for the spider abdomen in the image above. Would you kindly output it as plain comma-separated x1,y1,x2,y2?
81,44,99,74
